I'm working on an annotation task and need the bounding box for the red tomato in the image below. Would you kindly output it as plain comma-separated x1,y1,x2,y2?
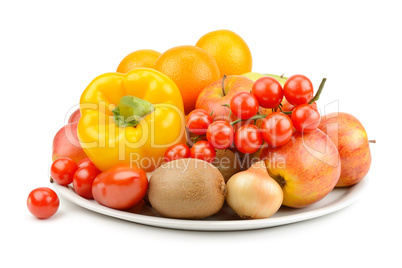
190,141,216,163
50,157,78,186
186,109,213,135
230,92,259,120
283,74,314,106
252,77,283,108
77,158,96,169
260,112,293,147
92,164,148,210
291,104,321,132
73,166,101,199
310,102,317,110
164,143,191,162
206,121,234,149
27,187,59,219
234,124,263,154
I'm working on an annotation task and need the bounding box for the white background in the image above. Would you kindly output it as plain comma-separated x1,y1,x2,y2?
1,0,401,267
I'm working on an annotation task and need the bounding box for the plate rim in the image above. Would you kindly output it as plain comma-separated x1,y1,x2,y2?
52,176,368,231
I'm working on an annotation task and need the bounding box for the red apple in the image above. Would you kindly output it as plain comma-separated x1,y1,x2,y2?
318,112,371,187
195,75,254,122
52,122,87,163
259,129,341,208
68,108,81,123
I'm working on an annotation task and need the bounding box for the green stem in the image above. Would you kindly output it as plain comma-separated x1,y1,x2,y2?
113,95,154,127
278,105,292,115
222,104,231,117
190,135,205,143
309,78,327,104
230,114,267,126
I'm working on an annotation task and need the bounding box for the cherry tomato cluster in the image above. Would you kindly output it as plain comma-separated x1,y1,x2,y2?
50,157,101,199
27,157,97,220
28,156,149,219
171,74,324,159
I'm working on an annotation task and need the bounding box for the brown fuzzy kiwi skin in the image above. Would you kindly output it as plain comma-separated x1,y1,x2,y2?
212,149,242,182
148,158,227,220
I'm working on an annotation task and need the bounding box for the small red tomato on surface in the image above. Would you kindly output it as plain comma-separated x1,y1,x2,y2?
291,104,321,133
92,164,148,210
164,143,191,162
283,74,314,106
50,157,78,186
186,109,213,135
230,92,259,120
234,124,263,154
77,158,96,169
252,77,284,109
260,112,293,147
190,141,216,163
206,121,234,149
27,187,59,219
73,166,102,199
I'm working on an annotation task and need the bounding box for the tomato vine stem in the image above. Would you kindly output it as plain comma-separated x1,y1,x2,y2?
309,78,327,104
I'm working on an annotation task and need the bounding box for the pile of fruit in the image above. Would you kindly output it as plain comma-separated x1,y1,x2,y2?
27,30,373,221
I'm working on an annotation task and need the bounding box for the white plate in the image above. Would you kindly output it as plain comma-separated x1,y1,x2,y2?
53,176,368,231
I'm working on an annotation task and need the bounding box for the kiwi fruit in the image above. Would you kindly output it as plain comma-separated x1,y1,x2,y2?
212,149,242,182
148,158,226,219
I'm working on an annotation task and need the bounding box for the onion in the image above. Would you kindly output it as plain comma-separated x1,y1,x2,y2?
226,160,283,219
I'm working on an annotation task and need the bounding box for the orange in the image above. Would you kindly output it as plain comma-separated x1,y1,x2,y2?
154,45,220,114
196,29,252,77
116,49,161,73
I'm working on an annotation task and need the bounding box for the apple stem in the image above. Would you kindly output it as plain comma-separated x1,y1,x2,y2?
368,140,376,143
309,78,327,104
221,75,227,96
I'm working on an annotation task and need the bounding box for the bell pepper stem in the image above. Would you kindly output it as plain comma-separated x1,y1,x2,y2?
113,95,155,127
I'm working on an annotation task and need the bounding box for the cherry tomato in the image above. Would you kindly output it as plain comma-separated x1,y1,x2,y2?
310,102,317,110
206,121,234,149
283,74,314,106
234,124,263,154
73,166,101,199
27,187,59,219
230,92,259,120
92,164,148,210
164,143,191,162
252,77,284,108
260,112,293,147
291,104,321,132
50,157,78,186
186,109,213,135
77,158,96,169
190,141,216,163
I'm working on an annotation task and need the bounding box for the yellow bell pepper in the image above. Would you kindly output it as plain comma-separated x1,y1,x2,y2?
78,68,186,172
